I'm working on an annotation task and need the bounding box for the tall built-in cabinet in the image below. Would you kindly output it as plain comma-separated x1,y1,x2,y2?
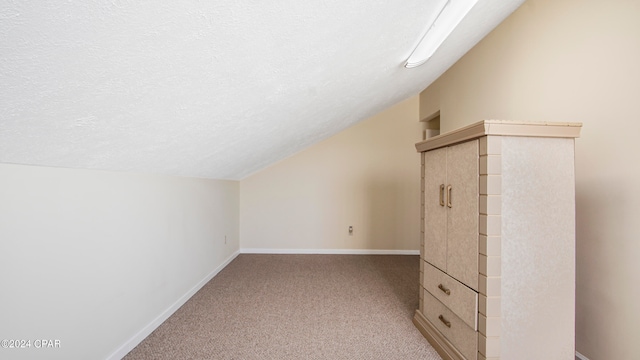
413,120,581,360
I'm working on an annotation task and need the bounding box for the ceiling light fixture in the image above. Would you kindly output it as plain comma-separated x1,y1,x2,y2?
405,0,478,68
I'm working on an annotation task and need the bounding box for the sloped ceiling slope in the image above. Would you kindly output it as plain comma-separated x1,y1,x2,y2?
0,1,524,180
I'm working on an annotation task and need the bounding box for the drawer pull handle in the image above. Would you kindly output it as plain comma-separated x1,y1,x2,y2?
447,185,452,208
438,284,451,295
438,315,451,328
439,184,445,206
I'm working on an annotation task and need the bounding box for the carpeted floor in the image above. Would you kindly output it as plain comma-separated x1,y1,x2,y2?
124,254,441,360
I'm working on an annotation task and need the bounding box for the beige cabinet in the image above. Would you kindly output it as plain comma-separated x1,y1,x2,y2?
414,120,582,360
424,139,478,291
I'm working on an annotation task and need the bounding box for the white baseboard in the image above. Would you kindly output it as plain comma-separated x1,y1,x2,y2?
576,351,590,360
106,250,240,360
240,248,420,255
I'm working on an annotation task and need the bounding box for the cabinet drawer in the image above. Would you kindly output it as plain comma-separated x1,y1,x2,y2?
424,261,478,330
424,289,478,360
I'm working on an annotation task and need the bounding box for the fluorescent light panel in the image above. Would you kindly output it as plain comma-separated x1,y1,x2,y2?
405,0,478,68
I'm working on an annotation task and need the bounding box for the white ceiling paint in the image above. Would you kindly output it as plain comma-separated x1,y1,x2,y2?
0,0,524,180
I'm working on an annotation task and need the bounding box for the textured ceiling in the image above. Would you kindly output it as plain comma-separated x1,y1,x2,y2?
0,0,524,180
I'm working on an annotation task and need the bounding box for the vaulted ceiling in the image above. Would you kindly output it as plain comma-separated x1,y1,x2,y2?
0,1,524,180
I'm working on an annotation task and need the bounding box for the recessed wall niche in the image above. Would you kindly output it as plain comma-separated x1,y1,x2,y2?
421,110,440,140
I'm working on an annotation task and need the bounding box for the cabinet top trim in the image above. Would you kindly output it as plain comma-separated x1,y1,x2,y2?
415,120,582,152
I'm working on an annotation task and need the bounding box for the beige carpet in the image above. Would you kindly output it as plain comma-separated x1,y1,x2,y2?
124,254,441,360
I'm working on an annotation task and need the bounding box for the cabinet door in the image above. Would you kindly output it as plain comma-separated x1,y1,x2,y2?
423,147,447,272
446,139,479,290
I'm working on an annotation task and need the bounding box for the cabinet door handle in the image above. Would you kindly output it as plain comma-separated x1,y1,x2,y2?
439,184,445,206
446,185,452,208
437,284,451,295
438,314,451,328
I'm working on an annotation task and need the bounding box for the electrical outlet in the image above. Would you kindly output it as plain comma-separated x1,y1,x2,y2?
348,226,353,235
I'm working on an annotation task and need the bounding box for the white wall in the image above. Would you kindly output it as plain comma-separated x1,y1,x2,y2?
0,163,239,360
419,0,640,358
240,96,422,253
